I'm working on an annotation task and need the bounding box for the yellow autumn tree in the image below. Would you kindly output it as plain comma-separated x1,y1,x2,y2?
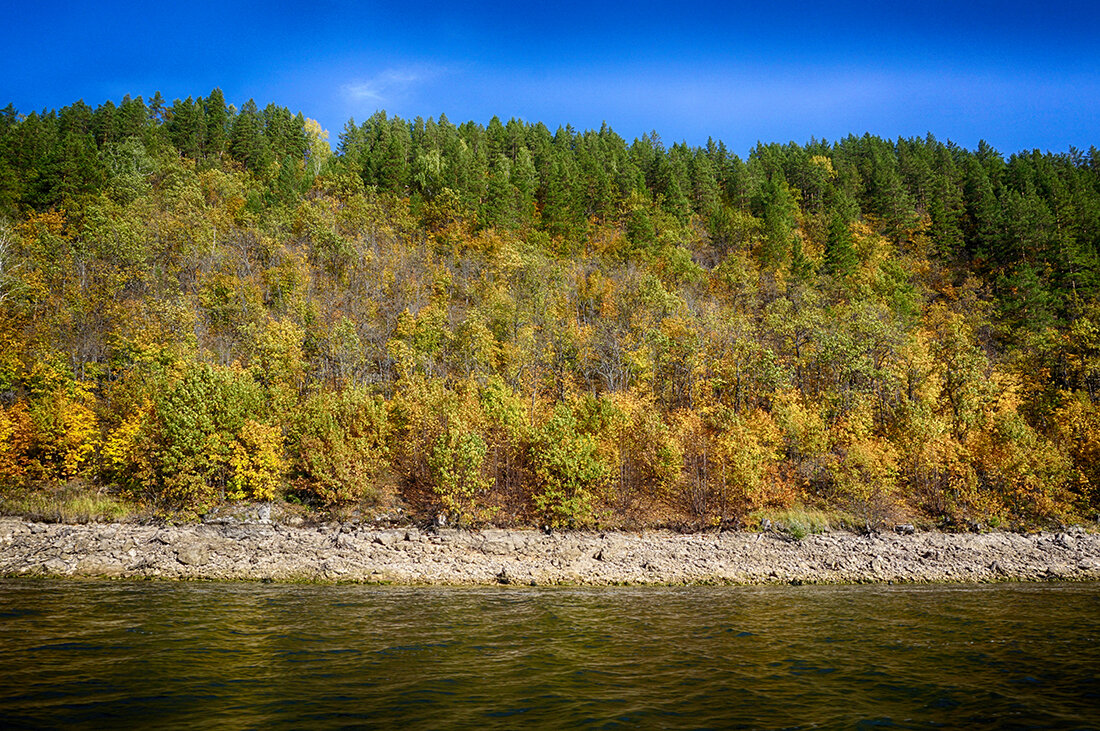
27,384,100,482
228,419,285,501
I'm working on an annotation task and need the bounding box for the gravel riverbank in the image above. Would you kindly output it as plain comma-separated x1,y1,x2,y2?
2,516,1099,585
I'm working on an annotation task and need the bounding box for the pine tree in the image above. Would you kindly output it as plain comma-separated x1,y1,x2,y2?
690,151,721,219
167,97,205,159
754,177,798,268
148,91,167,124
229,99,272,173
511,146,538,226
823,211,857,276
656,144,692,222
484,154,515,229
116,95,148,139
963,157,1004,264
92,101,117,147
204,88,229,158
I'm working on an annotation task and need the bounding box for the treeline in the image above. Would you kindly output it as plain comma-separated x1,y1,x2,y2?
1,90,1099,527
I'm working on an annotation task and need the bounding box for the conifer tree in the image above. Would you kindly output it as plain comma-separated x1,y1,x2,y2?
204,88,229,157
148,91,166,124
511,146,538,226
116,95,148,139
92,101,117,147
823,211,857,276
168,96,205,159
229,99,272,173
754,178,798,268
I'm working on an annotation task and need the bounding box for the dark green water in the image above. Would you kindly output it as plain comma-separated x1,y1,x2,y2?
1,580,1098,729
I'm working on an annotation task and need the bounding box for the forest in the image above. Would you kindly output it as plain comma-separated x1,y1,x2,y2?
1,90,1099,530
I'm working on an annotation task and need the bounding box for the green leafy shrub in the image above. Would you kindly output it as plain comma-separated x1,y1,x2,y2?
428,427,495,523
529,404,609,527
150,362,263,509
289,385,389,505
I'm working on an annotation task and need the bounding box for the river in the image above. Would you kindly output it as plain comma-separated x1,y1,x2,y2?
1,579,1097,728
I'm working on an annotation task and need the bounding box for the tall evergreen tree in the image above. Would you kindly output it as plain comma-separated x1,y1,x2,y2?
229,99,272,173
92,101,117,147
823,211,858,276
167,97,205,159
204,88,229,158
753,177,799,268
116,95,149,139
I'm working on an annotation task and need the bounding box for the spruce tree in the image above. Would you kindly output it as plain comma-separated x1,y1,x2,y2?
204,88,229,158
167,97,205,159
229,99,272,173
823,211,858,276
116,95,148,139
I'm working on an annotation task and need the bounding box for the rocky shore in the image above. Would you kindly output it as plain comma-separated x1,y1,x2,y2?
2,516,1099,585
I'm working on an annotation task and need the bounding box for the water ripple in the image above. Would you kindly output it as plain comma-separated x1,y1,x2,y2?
0,581,1098,728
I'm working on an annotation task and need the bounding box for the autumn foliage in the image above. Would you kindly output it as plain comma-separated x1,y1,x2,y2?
1,95,1099,528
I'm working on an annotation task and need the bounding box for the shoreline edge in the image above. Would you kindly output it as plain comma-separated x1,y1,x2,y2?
3,517,1099,586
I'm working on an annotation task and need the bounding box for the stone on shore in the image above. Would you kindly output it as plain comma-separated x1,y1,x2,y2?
1,516,1099,586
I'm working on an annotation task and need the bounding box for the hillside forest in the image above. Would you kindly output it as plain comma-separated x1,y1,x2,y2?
2,91,1100,528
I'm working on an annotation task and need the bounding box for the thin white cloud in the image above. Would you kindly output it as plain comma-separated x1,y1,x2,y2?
342,66,442,105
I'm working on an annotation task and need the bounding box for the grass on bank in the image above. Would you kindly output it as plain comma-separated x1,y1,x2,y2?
3,482,1092,535
746,507,865,539
0,483,142,523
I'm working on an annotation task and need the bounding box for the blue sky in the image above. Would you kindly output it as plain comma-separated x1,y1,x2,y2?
5,1,1098,155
